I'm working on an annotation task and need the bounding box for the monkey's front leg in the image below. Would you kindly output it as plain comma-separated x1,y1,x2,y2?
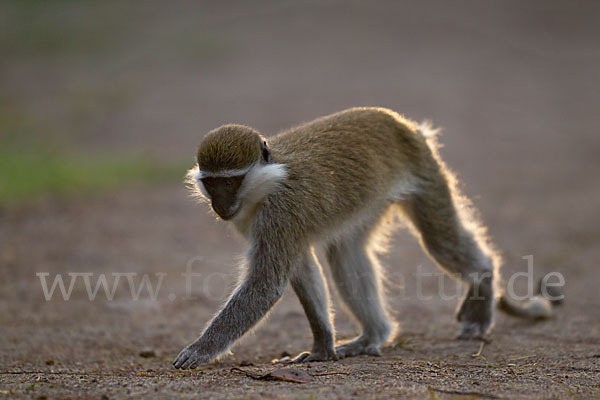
173,267,287,369
290,254,338,363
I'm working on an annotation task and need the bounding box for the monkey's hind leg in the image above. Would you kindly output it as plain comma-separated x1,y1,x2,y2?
401,174,498,339
290,251,338,362
325,214,395,359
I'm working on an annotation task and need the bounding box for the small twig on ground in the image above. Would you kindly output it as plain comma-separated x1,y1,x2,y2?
230,367,314,383
429,386,501,399
507,354,536,362
230,367,263,380
310,372,351,377
231,367,350,383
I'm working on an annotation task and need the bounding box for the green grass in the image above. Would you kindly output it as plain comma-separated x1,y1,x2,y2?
0,149,186,206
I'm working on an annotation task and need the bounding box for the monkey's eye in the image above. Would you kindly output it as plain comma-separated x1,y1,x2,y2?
201,177,217,188
226,175,245,188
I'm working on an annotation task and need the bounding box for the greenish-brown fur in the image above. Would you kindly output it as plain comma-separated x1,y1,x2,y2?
266,107,428,237
197,124,263,172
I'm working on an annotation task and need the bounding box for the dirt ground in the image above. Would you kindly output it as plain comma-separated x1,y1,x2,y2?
1,1,599,399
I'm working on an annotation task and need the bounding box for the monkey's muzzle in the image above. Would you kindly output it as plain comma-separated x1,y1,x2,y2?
211,202,239,220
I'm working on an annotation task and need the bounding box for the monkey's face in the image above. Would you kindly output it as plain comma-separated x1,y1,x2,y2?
201,175,245,220
188,125,283,224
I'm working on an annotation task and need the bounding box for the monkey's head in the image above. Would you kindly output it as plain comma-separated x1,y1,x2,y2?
187,124,286,221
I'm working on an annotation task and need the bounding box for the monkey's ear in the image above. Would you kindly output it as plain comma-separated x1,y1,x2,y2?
261,140,273,164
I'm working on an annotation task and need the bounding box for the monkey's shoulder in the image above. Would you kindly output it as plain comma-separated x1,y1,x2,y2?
272,107,420,155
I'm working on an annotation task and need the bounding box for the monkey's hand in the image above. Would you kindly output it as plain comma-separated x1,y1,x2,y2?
173,340,216,369
173,249,289,369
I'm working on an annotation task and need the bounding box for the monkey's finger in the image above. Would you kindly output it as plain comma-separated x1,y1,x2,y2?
173,353,190,369
290,352,310,363
180,354,198,370
179,358,193,370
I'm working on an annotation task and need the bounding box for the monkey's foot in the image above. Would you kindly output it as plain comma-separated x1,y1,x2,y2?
456,282,493,340
291,348,338,363
335,337,383,359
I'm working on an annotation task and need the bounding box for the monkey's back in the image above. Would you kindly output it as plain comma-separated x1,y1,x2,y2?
268,107,431,234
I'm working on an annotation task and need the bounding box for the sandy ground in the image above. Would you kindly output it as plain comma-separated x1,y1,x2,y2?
1,1,599,399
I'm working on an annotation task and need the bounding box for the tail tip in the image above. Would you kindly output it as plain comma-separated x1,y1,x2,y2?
498,294,554,320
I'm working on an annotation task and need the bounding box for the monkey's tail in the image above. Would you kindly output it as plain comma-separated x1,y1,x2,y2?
497,279,563,320
497,295,553,319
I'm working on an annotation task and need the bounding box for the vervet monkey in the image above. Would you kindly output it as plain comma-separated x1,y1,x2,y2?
173,107,555,369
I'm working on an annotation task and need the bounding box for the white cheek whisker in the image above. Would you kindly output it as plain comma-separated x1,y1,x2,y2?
185,165,210,203
238,163,287,206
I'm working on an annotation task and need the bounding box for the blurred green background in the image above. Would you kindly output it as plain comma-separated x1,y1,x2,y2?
0,2,196,205
1,1,598,209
